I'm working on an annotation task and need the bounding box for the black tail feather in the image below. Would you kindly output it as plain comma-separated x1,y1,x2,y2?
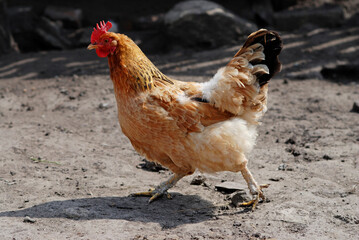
236,29,283,86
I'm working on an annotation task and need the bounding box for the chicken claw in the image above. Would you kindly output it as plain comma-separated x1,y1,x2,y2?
239,163,270,211
239,184,269,211
131,188,172,203
130,173,184,203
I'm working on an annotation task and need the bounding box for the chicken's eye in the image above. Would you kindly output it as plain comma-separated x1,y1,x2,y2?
104,39,109,43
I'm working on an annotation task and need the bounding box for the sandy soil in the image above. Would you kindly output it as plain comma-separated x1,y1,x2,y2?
0,26,358,240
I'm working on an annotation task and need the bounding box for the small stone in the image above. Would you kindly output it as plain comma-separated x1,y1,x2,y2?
278,163,287,171
23,216,36,223
190,175,206,185
286,166,294,171
233,221,241,227
323,154,333,160
60,88,68,95
21,103,34,111
340,192,349,198
350,102,359,113
252,232,261,238
78,91,86,97
292,150,301,157
269,177,283,182
231,192,251,206
219,205,229,210
98,103,110,110
286,146,301,157
285,137,296,144
215,181,246,194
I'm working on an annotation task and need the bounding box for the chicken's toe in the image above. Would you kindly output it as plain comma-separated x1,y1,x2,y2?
239,184,269,211
131,187,172,203
130,173,184,203
130,188,155,197
148,191,172,203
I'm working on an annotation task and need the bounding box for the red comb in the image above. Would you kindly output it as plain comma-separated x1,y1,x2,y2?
91,21,112,44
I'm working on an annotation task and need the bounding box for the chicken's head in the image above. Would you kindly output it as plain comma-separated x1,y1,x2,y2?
88,21,118,57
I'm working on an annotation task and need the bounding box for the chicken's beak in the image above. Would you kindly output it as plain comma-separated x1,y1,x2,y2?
87,44,98,50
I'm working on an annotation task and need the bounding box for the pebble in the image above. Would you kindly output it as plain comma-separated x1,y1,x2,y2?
60,88,68,95
278,163,294,171
323,154,333,160
23,216,36,223
231,192,251,206
190,175,206,185
350,101,359,113
215,181,246,194
98,103,110,110
252,232,261,238
285,137,296,144
269,177,284,182
278,163,287,171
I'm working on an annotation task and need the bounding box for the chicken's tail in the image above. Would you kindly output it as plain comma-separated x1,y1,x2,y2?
200,29,282,119
233,29,282,86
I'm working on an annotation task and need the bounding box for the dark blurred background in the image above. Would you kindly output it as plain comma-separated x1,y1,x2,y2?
1,0,358,55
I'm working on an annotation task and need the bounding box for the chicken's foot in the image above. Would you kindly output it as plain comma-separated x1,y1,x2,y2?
131,173,184,203
239,184,269,210
239,165,269,211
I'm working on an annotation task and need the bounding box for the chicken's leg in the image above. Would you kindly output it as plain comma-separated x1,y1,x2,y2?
131,173,185,203
239,165,269,211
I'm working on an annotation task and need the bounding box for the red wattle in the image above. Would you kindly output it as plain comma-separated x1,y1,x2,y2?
96,48,109,58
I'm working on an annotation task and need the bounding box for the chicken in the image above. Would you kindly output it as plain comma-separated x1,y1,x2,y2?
88,21,282,210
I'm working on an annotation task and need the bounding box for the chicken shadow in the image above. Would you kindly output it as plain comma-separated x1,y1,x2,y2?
0,194,216,229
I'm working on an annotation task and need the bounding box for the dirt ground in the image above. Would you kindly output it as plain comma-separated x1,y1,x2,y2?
0,26,359,240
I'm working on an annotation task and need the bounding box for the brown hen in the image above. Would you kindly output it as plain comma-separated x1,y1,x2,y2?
88,21,282,210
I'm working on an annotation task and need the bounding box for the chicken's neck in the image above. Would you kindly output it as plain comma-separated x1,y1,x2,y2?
107,34,173,99
108,54,139,99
